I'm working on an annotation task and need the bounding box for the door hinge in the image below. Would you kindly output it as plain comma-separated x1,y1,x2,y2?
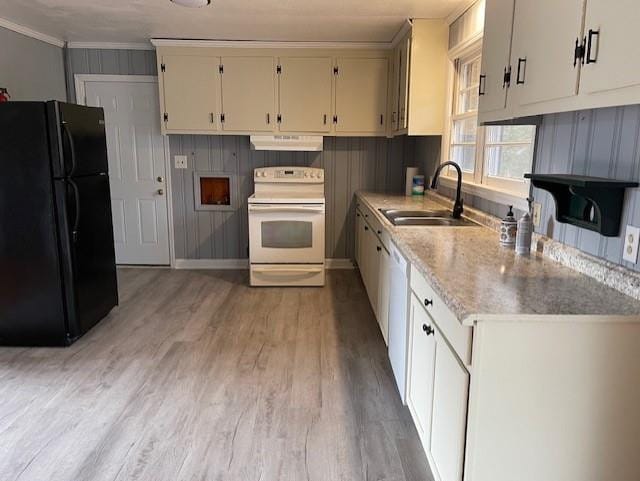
503,66,512,88
163,113,168,122
161,63,166,73
333,66,339,75
219,65,224,74
276,65,282,74
333,115,338,124
277,114,282,123
574,36,586,67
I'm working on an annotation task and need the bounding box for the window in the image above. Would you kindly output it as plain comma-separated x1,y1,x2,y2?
445,47,535,198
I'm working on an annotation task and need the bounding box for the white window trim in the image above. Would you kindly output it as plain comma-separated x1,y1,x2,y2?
440,37,534,208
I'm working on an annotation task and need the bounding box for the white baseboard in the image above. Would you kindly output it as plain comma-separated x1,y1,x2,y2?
174,258,354,270
325,258,355,269
174,258,249,269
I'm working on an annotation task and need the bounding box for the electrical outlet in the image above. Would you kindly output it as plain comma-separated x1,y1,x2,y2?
623,225,640,264
174,155,188,169
532,202,542,227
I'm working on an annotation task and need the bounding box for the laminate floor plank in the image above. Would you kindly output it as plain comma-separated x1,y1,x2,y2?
0,269,432,481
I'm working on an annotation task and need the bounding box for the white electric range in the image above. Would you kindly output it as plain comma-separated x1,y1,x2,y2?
248,167,325,287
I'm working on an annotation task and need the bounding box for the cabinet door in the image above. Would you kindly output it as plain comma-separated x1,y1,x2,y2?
390,48,400,131
363,224,380,316
355,211,362,266
580,1,640,96
407,295,437,447
430,328,470,481
161,55,220,132
278,57,332,133
220,56,276,132
377,245,390,345
510,0,584,110
335,58,388,134
398,35,411,130
478,0,515,118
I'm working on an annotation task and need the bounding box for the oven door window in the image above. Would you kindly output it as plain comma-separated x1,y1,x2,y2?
261,221,313,249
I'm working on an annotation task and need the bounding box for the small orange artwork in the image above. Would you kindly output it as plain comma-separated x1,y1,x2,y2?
199,177,230,206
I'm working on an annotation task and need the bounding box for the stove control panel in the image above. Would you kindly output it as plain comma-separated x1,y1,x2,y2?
254,167,324,183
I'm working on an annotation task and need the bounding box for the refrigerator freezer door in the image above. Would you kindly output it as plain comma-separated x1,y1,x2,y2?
54,174,118,340
0,102,69,346
49,102,109,178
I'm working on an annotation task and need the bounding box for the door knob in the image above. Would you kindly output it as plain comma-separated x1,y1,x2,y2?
157,188,164,195
157,176,164,183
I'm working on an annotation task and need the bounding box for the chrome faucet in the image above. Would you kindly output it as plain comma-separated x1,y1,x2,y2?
431,161,464,219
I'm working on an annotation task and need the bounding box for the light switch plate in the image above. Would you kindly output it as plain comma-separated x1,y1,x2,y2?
174,155,188,169
532,202,542,227
623,225,640,264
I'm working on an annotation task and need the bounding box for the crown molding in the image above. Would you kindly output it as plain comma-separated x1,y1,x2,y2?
389,19,413,48
66,42,154,50
446,0,483,25
151,38,394,50
0,17,64,47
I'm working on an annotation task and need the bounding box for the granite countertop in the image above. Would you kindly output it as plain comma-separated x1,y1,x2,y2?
356,191,640,325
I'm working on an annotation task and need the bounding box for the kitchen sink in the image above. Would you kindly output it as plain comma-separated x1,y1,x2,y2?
379,208,476,227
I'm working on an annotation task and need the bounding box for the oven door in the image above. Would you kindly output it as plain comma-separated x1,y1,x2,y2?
249,204,325,264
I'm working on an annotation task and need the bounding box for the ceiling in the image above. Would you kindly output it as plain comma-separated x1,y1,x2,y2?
0,0,468,44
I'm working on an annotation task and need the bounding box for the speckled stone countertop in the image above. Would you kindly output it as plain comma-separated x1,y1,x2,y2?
356,191,640,325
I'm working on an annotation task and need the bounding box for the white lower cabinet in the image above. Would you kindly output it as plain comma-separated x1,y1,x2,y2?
408,293,469,481
377,244,390,345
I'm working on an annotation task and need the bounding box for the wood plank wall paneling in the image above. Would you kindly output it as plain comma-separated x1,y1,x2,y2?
170,135,421,260
534,106,640,272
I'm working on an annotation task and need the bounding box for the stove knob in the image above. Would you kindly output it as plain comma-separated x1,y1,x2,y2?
304,172,310,178
310,172,316,178
318,171,323,178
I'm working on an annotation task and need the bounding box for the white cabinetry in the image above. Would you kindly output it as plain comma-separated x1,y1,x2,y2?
377,243,390,345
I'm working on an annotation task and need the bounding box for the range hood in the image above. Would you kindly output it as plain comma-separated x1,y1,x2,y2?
250,135,324,152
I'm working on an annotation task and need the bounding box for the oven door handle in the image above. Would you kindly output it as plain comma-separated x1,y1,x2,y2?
249,205,325,214
252,267,324,274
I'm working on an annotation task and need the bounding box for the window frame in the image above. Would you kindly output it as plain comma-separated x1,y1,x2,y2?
442,39,534,206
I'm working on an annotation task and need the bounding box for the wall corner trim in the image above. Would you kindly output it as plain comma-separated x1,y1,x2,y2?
150,38,394,50
66,42,154,50
0,17,65,48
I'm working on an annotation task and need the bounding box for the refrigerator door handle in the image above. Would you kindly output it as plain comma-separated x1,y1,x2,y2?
67,179,81,243
62,121,77,177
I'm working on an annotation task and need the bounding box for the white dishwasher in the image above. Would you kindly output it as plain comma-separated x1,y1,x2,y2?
388,241,410,404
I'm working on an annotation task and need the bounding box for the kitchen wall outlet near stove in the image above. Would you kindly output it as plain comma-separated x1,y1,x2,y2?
623,225,640,264
174,155,188,169
532,202,542,227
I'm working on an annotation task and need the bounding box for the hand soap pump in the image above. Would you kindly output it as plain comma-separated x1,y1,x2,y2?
500,205,518,248
516,198,534,256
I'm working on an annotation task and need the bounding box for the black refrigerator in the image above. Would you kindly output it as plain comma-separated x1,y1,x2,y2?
0,101,118,346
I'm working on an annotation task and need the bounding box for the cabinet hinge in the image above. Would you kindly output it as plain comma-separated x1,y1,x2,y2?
277,114,282,123
163,113,168,122
573,36,586,67
160,63,166,73
219,65,224,74
276,65,282,74
220,113,225,123
333,115,338,124
333,66,339,75
502,66,512,88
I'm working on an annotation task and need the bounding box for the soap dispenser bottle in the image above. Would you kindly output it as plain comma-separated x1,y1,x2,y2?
516,198,534,256
500,205,518,248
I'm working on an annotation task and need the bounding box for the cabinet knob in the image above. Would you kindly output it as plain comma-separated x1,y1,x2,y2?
377,230,381,235
422,324,435,336
424,298,433,307
364,226,368,231
377,246,381,252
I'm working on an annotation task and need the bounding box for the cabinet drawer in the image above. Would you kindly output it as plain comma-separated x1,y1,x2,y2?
410,265,472,366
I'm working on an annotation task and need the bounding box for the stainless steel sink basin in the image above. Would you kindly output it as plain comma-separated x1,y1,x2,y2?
392,216,476,227
379,208,476,227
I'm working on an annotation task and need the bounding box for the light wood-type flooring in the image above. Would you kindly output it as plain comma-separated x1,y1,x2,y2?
0,269,431,481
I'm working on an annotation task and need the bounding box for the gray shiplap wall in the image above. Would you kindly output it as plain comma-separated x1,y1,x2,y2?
533,106,640,272
0,26,66,101
64,48,438,260
65,48,157,102
170,135,430,260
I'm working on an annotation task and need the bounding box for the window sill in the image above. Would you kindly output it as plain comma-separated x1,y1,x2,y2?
438,176,530,212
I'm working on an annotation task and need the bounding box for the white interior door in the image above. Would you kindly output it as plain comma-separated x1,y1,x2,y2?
83,78,170,265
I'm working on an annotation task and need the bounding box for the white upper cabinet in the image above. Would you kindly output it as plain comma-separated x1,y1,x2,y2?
335,57,389,135
580,0,640,97
161,55,221,132
477,0,515,121
398,34,411,130
220,56,276,132
509,0,584,111
277,57,333,133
